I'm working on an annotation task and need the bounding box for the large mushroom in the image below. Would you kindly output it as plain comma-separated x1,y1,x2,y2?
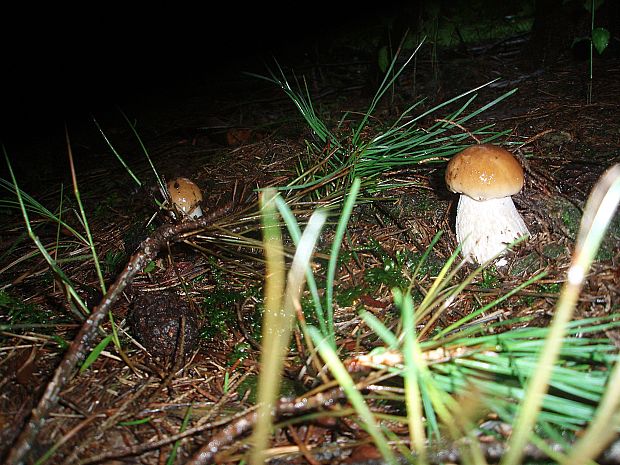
445,144,529,266
166,177,204,219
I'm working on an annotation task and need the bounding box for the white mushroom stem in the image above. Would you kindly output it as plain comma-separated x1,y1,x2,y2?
455,195,529,266
188,205,203,219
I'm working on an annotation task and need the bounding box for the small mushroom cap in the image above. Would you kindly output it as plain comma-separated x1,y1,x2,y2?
445,144,525,201
166,177,203,215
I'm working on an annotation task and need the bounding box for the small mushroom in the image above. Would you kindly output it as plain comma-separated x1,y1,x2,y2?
166,177,203,219
445,144,529,266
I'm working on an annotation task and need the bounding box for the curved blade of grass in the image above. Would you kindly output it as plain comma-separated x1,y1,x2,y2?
4,150,89,315
79,333,113,374
65,129,106,294
166,405,192,465
562,163,620,464
276,198,329,377
359,310,399,348
0,178,88,245
250,188,286,465
308,326,397,465
501,164,620,465
274,195,327,337
92,116,142,188
325,177,361,347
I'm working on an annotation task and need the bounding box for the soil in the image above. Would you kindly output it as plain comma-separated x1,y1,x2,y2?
1,18,619,465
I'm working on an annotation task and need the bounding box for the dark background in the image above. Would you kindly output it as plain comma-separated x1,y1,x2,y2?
1,3,385,141
1,1,618,146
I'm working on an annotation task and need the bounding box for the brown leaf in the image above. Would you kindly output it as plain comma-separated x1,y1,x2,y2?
225,128,253,146
15,347,38,385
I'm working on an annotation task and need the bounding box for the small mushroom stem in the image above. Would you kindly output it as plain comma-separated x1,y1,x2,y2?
456,195,529,266
189,205,203,219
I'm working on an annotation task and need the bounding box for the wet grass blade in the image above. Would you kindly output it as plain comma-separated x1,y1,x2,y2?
398,288,427,463
92,116,142,188
275,195,328,338
560,163,620,464
250,188,286,465
118,108,167,202
79,333,113,374
0,178,88,245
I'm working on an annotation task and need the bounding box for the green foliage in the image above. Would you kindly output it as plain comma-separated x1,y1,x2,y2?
199,288,247,340
335,285,364,308
377,45,390,74
561,202,581,238
0,290,66,328
480,266,501,288
252,48,515,202
103,249,126,275
592,27,610,54
80,334,113,373
538,282,561,294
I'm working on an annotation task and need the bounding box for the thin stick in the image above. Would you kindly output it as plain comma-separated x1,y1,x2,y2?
4,203,232,465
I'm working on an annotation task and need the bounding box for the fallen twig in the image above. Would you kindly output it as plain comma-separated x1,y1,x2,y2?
186,386,349,465
4,203,233,465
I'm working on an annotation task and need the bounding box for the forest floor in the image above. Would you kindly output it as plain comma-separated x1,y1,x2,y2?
1,32,619,464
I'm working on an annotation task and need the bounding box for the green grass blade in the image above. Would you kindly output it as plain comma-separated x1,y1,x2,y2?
118,108,166,201
250,188,286,465
166,405,192,465
309,326,397,464
397,288,427,463
325,178,361,347
92,116,142,187
352,39,425,146
66,130,106,294
561,164,620,464
434,270,547,340
0,178,88,244
274,195,327,337
359,310,399,348
4,150,89,315
251,191,326,465
79,333,113,374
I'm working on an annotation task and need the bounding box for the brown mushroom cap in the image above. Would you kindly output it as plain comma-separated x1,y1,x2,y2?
445,144,525,201
166,177,203,214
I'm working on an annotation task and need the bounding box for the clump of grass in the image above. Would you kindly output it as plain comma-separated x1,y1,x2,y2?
244,164,620,463
250,43,515,201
